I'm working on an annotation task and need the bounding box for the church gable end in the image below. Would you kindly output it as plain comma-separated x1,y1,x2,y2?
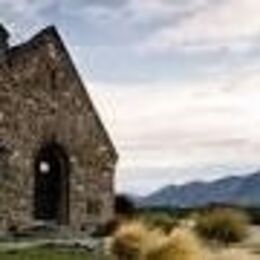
0,25,117,232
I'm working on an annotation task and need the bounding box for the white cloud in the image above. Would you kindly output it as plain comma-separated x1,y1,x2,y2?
0,0,55,44
87,69,260,193
139,0,260,53
129,0,207,20
0,0,52,16
3,0,260,55
2,0,260,195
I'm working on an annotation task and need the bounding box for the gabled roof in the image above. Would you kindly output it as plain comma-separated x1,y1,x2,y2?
0,24,9,41
7,26,118,162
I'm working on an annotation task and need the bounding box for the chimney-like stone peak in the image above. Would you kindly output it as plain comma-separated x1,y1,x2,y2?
0,24,10,61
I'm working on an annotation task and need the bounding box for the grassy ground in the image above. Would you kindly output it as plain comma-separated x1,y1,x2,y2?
0,223,259,260
0,248,96,260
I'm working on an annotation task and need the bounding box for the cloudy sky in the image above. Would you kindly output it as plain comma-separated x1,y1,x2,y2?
2,0,260,195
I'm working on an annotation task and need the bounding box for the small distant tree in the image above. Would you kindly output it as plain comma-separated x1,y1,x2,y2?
92,194,136,237
115,194,135,218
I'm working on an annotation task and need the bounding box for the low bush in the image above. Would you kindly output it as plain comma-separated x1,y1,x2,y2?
92,218,121,237
111,220,208,260
111,221,148,260
115,194,136,218
195,208,249,245
141,213,177,234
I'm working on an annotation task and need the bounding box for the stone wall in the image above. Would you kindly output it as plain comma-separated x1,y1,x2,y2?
0,27,117,232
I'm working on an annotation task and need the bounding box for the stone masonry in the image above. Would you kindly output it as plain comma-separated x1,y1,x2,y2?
0,25,118,232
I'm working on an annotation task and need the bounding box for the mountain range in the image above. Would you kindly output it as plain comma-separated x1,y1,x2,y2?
136,172,260,208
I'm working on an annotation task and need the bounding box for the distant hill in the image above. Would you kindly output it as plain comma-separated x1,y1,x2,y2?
136,172,260,208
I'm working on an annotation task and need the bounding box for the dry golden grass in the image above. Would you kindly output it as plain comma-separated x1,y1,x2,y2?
146,227,209,260
110,220,257,260
111,221,209,260
111,220,149,259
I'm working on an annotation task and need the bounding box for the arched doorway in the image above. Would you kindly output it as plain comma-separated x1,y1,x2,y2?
33,142,70,225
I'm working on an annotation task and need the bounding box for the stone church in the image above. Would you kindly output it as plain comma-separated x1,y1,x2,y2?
0,24,118,232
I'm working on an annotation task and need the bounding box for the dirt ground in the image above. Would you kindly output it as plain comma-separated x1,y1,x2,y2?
226,225,260,259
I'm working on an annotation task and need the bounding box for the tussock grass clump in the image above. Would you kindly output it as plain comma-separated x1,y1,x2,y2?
195,208,249,245
111,221,209,260
146,228,207,260
111,221,148,259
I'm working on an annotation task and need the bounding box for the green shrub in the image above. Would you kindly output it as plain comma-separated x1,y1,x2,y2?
195,208,249,245
142,213,177,234
246,208,260,225
92,218,121,237
115,194,136,218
